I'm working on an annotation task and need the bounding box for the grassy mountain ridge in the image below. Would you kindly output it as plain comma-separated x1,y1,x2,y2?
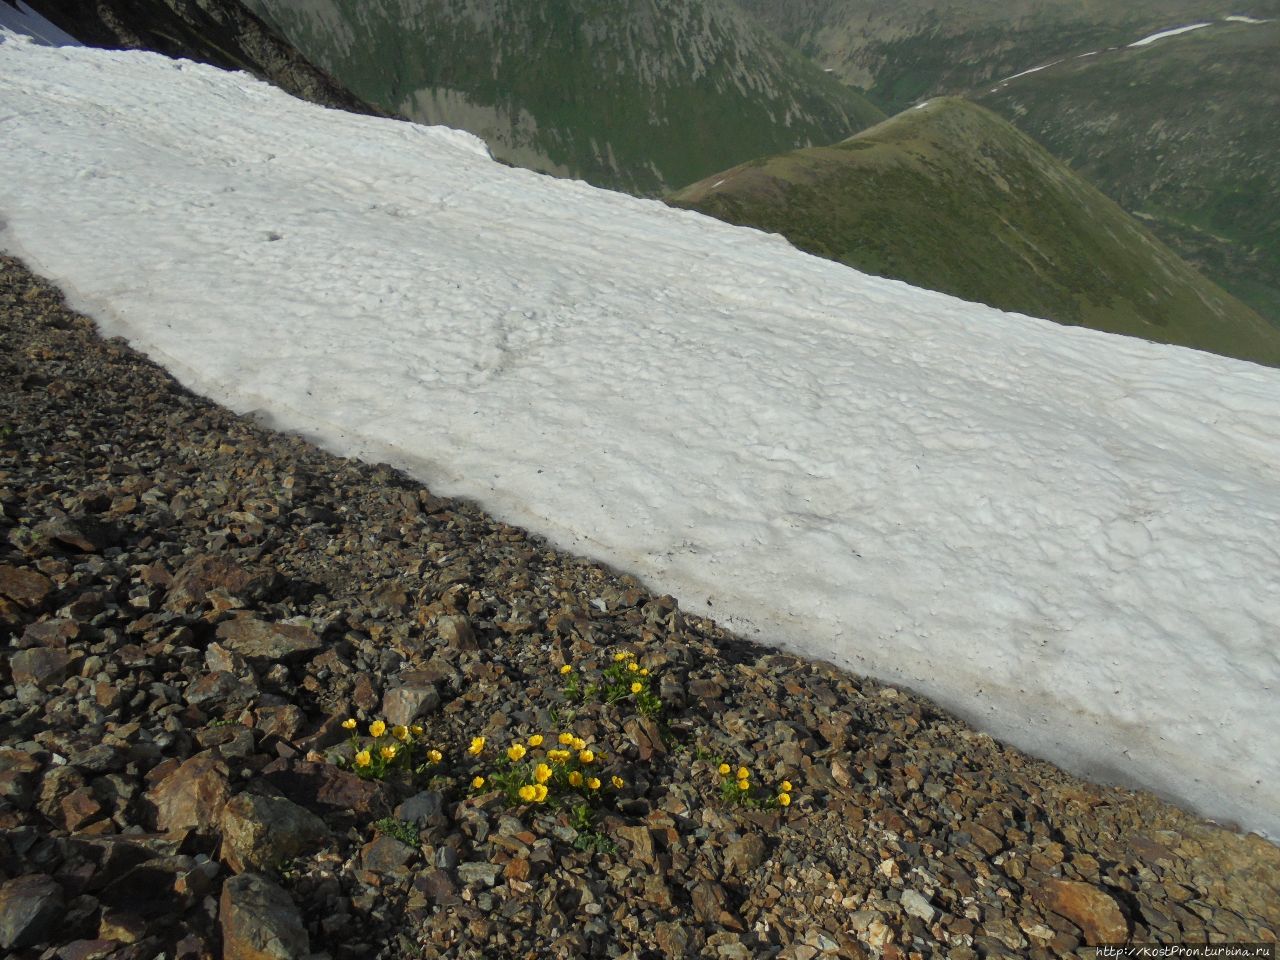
243,0,885,195
725,1,1280,328
671,98,1280,366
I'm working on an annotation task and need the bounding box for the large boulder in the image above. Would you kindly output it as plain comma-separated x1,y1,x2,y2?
0,874,64,950
220,792,329,873
220,873,309,960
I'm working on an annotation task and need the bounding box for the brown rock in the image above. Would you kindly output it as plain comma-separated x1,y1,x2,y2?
623,714,667,761
220,873,309,960
164,555,278,613
0,564,53,607
22,618,79,647
220,792,328,874
382,682,440,727
10,647,74,689
0,749,41,810
215,618,323,663
148,754,231,836
1032,879,1130,945
436,613,481,650
723,834,767,877
615,825,656,867
255,705,306,742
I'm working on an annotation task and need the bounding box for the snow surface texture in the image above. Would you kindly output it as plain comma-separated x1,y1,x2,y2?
0,1,79,45
3,35,1279,837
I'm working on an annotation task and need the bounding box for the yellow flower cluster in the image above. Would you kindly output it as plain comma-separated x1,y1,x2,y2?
472,731,625,807
715,762,795,810
341,716,443,781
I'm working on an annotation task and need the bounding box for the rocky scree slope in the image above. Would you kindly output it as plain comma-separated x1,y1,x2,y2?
670,98,1280,366
16,0,384,116
242,0,884,195
1,254,1278,958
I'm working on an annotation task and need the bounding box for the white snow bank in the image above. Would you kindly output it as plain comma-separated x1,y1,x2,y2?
1223,15,1270,24
0,2,78,45
1129,23,1212,46
3,36,1280,837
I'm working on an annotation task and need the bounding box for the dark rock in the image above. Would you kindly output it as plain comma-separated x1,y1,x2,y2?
0,873,64,950
220,872,309,960
260,761,390,819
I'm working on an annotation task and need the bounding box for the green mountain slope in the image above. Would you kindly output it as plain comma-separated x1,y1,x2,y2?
978,20,1280,329
670,99,1280,366
19,0,382,115
241,0,884,195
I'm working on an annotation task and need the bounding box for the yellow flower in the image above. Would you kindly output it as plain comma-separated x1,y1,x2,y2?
472,776,486,790
427,748,443,763
534,763,553,784
560,664,573,675
611,775,624,789
627,662,639,672
568,771,583,788
578,750,595,764
392,725,409,742
468,736,486,756
613,652,627,662
354,749,371,767
549,749,570,764
630,682,643,694
410,724,424,736
639,668,649,677
736,767,749,781
507,743,527,762
369,720,386,738
777,792,792,807
717,763,731,776
586,777,601,791
533,784,548,803
780,780,793,792
571,737,586,752
341,718,357,730
381,745,398,760
558,732,575,745
737,778,750,792
518,784,536,802
528,734,544,748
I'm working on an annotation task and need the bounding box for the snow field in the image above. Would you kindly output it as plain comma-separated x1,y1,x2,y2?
2,35,1279,836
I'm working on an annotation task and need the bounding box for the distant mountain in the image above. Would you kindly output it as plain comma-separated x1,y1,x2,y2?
978,19,1280,329
241,0,885,195
671,98,1280,366
729,0,1280,110
18,0,383,116
728,0,1280,328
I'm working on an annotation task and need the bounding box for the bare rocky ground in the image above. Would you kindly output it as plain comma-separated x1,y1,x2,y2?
0,252,1277,959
